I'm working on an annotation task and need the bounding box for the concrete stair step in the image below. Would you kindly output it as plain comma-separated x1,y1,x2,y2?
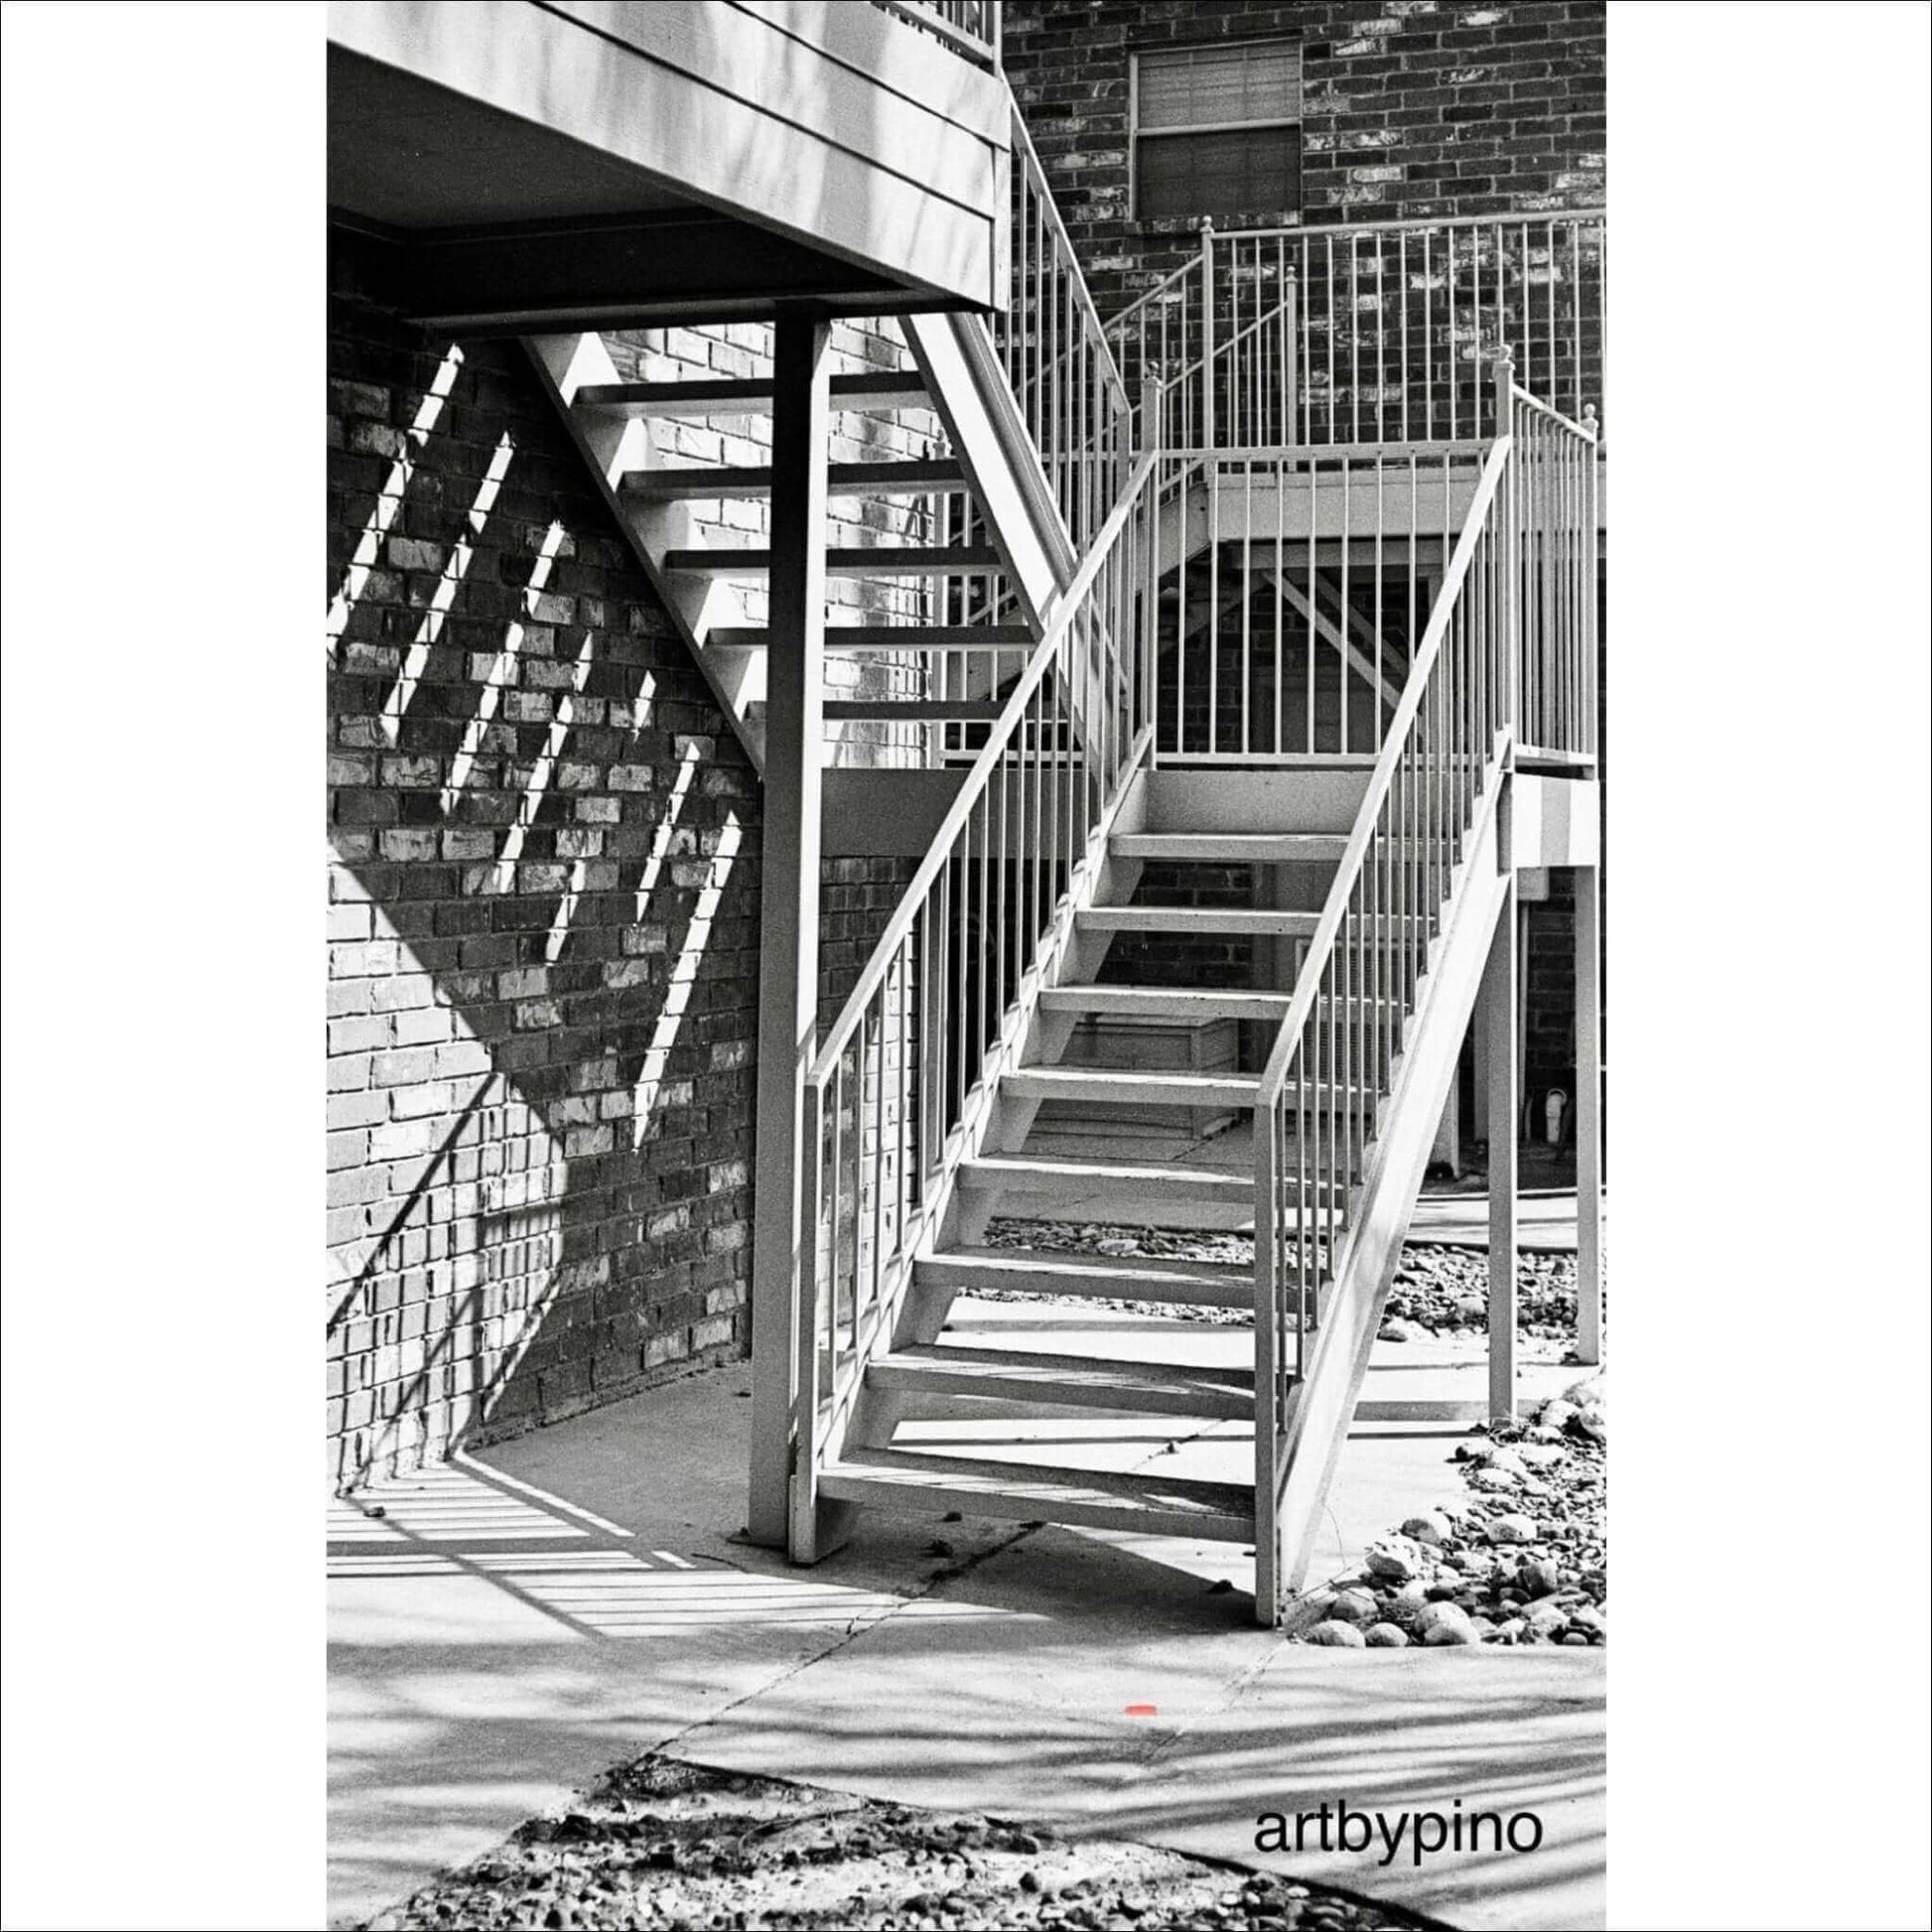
866,1342,1255,1421
817,1446,1256,1542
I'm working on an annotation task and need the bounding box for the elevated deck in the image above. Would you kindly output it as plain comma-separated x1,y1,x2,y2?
328,0,1009,329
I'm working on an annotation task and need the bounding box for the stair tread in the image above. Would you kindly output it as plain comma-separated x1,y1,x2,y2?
871,1342,1253,1418
663,545,1003,575
914,1248,1272,1311
622,458,965,499
577,372,928,414
1076,907,1319,934
824,700,1005,722
1038,986,1399,1018
708,624,1035,650
1006,1066,1261,1102
1113,833,1350,861
820,1446,1255,1537
958,1155,1253,1197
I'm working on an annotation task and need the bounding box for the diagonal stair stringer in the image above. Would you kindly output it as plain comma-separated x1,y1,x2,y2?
1265,751,1517,1607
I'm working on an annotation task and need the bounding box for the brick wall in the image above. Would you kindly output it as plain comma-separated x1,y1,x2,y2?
327,274,769,1486
327,243,945,1487
1003,0,1606,318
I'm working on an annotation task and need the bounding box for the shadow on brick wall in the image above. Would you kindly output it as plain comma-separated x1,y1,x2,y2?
327,313,764,1490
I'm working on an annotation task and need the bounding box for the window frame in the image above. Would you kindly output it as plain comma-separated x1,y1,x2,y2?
1128,37,1305,226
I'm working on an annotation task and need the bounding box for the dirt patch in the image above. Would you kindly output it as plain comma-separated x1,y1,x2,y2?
365,1753,1448,1931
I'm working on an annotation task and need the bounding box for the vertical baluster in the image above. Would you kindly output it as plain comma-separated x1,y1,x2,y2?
1323,235,1334,446
1306,455,1317,755
1207,455,1219,757
1374,238,1385,443
1241,453,1252,757
1338,453,1350,755
1274,452,1286,756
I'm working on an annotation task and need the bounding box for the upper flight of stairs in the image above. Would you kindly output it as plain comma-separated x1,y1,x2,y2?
527,326,1066,773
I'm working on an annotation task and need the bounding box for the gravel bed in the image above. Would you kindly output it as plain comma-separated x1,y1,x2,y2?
1295,1377,1607,1652
366,1753,1446,1932
983,1221,1587,1344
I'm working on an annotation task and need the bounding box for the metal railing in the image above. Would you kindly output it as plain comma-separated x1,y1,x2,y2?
1511,385,1599,757
869,0,1001,67
996,103,1137,555
1149,439,1490,761
789,457,1158,1548
1108,211,1607,451
1249,353,1595,1597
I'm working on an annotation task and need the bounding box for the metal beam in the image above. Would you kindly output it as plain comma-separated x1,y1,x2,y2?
384,212,928,335
1575,863,1603,1364
748,315,830,1549
1483,874,1519,1423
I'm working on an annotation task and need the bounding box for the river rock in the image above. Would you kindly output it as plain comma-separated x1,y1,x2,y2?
1487,1512,1537,1544
1400,1512,1451,1546
1326,1587,1380,1624
1417,1602,1478,1646
1364,1622,1410,1648
1470,1467,1519,1492
1518,1442,1567,1469
1388,1581,1431,1620
1519,1557,1565,1598
1364,1539,1426,1583
1538,1398,1579,1433
1305,1619,1367,1648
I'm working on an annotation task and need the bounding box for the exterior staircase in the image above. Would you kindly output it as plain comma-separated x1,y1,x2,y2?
513,44,1600,1624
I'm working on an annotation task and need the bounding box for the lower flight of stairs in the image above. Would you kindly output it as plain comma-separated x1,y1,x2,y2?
810,778,1413,1557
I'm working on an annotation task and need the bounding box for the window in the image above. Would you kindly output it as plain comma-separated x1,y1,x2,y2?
1132,40,1302,222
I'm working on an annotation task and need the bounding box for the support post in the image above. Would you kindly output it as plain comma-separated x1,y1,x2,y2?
1482,874,1519,1422
1575,860,1603,1364
747,312,829,1549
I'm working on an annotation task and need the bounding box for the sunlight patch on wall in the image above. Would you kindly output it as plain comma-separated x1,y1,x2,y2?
380,431,514,743
631,807,744,1148
327,344,465,661
441,519,570,814
489,625,598,895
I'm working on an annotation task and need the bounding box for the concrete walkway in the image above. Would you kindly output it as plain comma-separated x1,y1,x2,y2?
330,1317,1602,1931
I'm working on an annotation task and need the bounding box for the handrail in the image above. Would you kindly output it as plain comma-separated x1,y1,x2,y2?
996,91,1139,554
1253,433,1514,1103
790,453,1158,1556
813,451,1156,1077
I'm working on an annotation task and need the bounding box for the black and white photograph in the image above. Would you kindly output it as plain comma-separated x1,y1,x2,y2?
1,6,1927,1931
